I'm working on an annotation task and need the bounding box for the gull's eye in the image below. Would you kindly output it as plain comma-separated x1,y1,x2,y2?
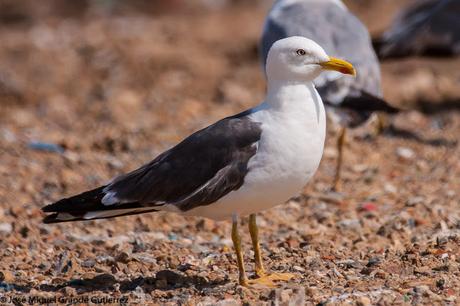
296,49,306,56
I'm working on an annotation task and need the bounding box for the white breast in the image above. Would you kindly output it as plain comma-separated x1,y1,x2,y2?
186,83,326,221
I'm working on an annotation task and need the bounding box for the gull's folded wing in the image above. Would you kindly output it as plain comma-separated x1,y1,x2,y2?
42,114,261,223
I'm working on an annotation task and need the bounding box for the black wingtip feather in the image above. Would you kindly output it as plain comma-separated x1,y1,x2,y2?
42,209,160,224
340,91,400,114
43,213,67,224
42,185,163,224
42,186,107,213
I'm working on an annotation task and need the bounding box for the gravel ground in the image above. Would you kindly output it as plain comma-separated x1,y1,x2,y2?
0,1,459,305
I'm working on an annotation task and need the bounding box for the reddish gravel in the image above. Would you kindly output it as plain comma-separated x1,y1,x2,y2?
0,1,459,305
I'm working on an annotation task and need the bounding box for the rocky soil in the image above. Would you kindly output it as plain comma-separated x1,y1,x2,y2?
0,0,459,305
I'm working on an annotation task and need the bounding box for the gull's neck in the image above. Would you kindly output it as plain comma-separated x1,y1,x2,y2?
264,81,325,126
253,78,325,143
265,79,321,116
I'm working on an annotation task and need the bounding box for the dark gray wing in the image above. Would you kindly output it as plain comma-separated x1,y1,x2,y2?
106,114,261,210
261,0,394,126
376,0,460,58
42,114,261,223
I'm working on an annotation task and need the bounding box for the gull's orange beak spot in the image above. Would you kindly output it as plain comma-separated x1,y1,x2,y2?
320,57,356,76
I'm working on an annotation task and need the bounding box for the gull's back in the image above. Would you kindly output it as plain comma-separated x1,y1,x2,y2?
261,0,382,108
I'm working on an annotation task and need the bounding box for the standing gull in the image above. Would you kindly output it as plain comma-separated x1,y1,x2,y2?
375,0,460,58
42,37,355,287
261,0,398,190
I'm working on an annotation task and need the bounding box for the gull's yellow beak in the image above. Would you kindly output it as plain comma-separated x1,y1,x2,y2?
320,57,356,76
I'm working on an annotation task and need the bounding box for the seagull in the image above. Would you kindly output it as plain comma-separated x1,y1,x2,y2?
260,0,398,190
374,0,460,58
42,36,355,287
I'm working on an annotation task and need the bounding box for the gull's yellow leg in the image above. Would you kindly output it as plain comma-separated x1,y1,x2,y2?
231,215,249,286
375,113,387,135
247,214,295,287
333,126,346,191
249,214,266,277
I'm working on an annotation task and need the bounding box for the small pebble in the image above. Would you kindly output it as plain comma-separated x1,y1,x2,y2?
0,223,12,234
28,141,65,154
293,265,305,272
81,259,96,268
0,271,14,283
337,219,361,230
115,252,130,264
406,196,424,206
396,147,415,160
356,296,371,306
366,257,381,267
384,183,397,194
359,202,378,212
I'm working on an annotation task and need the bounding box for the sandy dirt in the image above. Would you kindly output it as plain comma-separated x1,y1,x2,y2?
0,0,459,305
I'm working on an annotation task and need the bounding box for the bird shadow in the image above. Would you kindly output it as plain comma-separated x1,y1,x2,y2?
1,270,228,294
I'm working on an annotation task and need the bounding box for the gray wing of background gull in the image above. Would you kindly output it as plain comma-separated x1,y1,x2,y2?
42,112,262,223
375,0,460,59
261,0,398,127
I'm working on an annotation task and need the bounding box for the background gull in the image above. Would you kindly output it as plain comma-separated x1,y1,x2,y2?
375,0,460,59
42,37,356,287
260,0,399,190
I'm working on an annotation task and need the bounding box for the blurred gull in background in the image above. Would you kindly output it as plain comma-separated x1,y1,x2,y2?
375,0,460,59
260,0,399,191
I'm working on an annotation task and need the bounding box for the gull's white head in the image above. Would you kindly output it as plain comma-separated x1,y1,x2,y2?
266,36,355,83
